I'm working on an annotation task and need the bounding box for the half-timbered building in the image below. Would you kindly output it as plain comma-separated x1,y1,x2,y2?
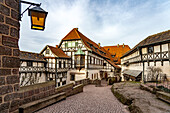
40,45,71,87
58,28,121,83
121,30,170,81
19,51,47,87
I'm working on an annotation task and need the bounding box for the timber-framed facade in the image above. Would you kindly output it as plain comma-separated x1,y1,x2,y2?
59,28,121,83
19,51,47,87
40,45,71,87
121,30,170,81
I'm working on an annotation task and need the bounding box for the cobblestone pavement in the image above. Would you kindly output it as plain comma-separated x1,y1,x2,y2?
36,81,129,113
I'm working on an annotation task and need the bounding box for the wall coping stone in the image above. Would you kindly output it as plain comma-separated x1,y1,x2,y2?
18,81,55,93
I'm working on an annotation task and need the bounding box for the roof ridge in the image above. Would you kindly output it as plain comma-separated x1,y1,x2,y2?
77,30,100,48
121,29,170,58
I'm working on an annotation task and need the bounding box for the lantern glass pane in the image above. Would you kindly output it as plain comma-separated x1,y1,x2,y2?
31,11,46,29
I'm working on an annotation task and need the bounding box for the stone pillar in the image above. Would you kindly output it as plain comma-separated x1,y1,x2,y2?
0,0,20,113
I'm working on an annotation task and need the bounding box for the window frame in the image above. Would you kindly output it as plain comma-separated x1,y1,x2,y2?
46,49,50,54
148,46,154,53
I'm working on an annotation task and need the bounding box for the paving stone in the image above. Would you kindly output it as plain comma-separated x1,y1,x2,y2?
36,80,129,113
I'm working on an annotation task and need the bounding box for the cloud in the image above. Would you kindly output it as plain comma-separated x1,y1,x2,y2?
19,0,170,52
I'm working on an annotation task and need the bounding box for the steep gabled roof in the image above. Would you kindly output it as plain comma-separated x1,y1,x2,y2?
121,30,170,58
48,46,70,58
62,28,81,41
40,45,70,59
60,28,120,69
103,45,131,64
20,51,46,62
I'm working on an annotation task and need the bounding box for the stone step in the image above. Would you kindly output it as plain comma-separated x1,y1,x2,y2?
19,92,66,113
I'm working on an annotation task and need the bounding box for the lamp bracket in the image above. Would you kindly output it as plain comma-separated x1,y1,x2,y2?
19,0,41,21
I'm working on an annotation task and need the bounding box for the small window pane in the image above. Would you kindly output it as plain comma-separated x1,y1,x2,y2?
75,42,78,47
68,42,72,47
65,43,68,47
148,46,154,53
46,49,49,54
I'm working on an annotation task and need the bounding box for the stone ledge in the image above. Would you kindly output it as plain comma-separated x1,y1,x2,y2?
19,81,55,93
140,84,154,93
19,92,66,113
71,84,83,95
156,91,170,104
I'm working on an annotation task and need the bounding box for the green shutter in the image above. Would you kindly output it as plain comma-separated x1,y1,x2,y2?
65,43,68,47
75,42,78,47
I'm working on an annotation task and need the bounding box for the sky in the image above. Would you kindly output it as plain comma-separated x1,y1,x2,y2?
19,0,170,53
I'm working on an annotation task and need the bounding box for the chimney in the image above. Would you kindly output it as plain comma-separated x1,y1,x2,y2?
56,45,58,48
123,43,125,48
98,43,100,47
117,44,119,47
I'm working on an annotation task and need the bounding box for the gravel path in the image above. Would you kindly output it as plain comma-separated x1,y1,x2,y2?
36,81,129,113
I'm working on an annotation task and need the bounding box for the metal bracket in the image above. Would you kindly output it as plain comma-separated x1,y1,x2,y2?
19,0,41,21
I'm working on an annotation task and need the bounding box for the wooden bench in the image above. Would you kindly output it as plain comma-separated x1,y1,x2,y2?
19,92,66,113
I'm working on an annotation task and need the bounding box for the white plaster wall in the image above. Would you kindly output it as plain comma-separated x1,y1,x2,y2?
33,62,37,66
21,61,27,66
154,45,160,52
162,44,168,52
142,48,147,54
88,70,100,80
38,73,46,83
75,74,86,81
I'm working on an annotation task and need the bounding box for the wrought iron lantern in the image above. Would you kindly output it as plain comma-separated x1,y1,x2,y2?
28,6,48,30
19,0,48,31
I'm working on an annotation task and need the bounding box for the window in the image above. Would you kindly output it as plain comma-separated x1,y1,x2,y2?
148,46,154,53
59,61,62,68
103,63,106,66
75,42,78,47
63,61,66,68
62,81,66,85
68,42,72,47
93,58,95,64
58,82,60,87
65,43,68,47
111,55,115,58
27,62,33,66
70,74,75,81
46,49,49,54
90,56,91,64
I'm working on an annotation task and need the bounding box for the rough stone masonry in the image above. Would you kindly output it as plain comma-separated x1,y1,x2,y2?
0,0,20,113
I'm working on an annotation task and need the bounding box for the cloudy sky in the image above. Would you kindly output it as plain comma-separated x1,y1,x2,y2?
19,0,170,53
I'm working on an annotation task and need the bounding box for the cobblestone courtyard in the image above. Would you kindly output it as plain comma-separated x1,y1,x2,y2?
36,81,129,113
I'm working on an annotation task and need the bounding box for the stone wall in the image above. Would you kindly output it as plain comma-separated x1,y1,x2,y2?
17,81,84,109
18,81,55,106
0,0,20,113
55,83,83,97
74,78,90,86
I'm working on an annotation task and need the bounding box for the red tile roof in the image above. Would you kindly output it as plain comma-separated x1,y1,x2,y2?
62,28,81,41
103,45,131,64
60,28,121,69
48,46,70,58
40,45,70,59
